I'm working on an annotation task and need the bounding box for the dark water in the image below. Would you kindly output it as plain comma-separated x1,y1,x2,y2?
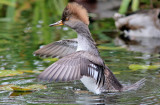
0,20,160,105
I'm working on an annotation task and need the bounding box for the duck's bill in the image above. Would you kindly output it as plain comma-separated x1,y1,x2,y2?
49,20,64,27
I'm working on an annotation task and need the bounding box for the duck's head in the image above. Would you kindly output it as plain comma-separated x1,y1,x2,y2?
50,2,89,29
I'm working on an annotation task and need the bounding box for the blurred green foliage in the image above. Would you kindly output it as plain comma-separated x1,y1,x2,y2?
0,0,159,45
0,0,159,21
0,0,68,21
119,0,159,14
0,0,117,46
0,0,72,45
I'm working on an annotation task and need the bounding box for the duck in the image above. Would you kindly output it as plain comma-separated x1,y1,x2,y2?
34,2,145,94
114,9,160,38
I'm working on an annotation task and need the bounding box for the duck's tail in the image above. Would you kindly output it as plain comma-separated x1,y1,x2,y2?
122,78,146,91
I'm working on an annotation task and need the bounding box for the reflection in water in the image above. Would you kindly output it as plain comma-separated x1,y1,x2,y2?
76,93,120,105
9,91,33,96
115,34,160,54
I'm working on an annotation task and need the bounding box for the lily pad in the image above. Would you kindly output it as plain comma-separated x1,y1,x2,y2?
25,84,47,91
0,70,23,77
0,84,47,92
10,91,33,96
11,86,32,92
11,84,47,92
43,58,59,62
97,46,124,50
129,64,160,71
0,84,17,91
19,70,41,73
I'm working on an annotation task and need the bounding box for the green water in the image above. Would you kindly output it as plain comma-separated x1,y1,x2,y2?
0,19,160,105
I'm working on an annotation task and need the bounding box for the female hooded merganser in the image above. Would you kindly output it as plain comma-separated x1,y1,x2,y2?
34,2,145,94
114,9,160,38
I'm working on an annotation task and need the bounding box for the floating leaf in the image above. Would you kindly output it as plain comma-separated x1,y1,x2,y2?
11,86,32,92
43,58,59,62
25,84,47,91
129,64,160,71
0,84,17,91
11,84,47,92
97,46,124,50
0,70,23,77
0,84,46,92
10,91,33,96
19,70,41,73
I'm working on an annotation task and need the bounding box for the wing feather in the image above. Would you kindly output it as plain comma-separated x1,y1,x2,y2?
38,51,105,87
38,63,57,81
103,66,123,91
39,44,60,57
34,39,77,58
46,64,61,81
47,59,68,81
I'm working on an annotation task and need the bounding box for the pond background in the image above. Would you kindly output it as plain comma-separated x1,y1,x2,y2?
0,0,160,105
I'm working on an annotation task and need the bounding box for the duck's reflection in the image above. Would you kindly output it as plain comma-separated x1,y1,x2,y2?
114,34,160,54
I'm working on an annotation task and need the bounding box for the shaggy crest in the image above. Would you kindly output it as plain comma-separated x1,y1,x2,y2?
66,2,89,25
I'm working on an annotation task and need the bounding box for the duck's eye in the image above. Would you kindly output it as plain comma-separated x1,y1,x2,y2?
65,17,69,21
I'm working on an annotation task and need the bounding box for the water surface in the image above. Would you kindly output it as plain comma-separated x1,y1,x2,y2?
0,20,160,105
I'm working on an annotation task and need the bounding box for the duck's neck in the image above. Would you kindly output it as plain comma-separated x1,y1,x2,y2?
75,23,99,55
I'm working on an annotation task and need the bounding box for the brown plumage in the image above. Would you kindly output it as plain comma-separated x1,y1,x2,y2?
62,2,89,25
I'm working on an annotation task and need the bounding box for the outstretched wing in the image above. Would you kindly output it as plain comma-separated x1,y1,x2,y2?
34,39,77,58
103,66,123,92
38,51,105,87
